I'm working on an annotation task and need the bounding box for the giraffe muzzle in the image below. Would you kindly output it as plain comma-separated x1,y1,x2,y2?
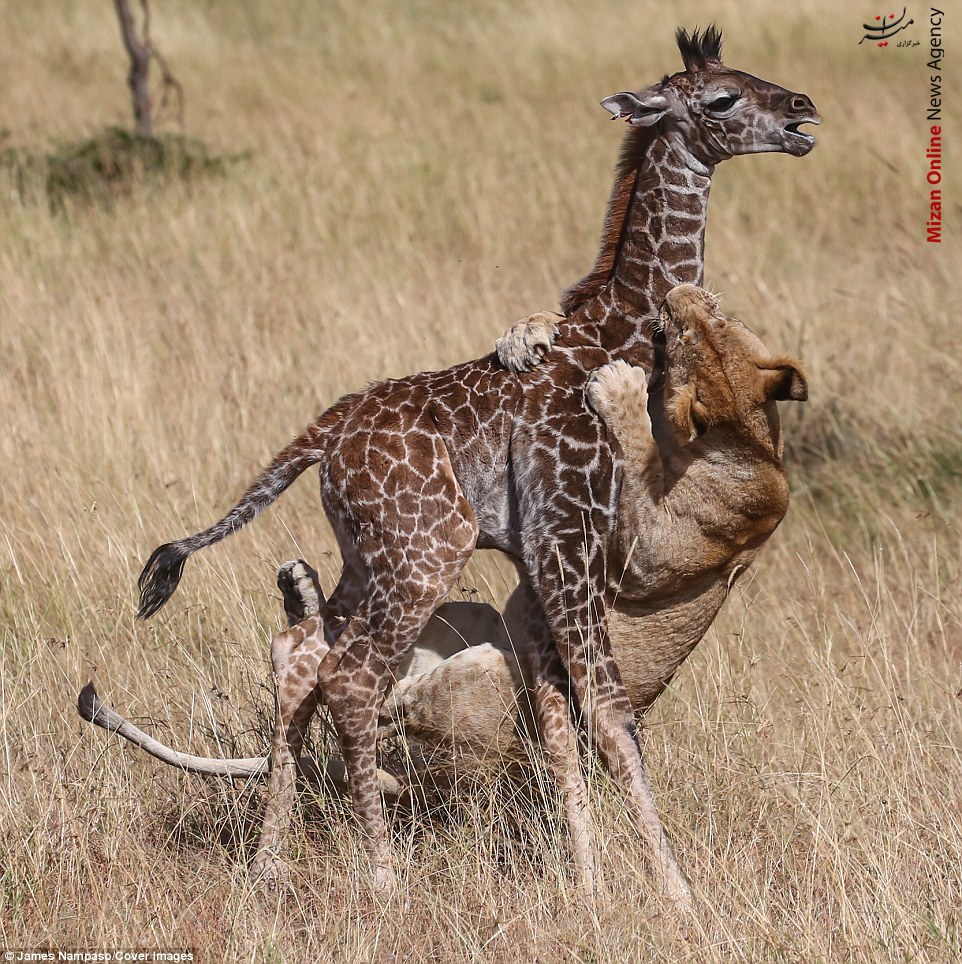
780,102,821,156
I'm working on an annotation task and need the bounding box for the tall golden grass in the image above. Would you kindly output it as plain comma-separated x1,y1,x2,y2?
0,0,959,959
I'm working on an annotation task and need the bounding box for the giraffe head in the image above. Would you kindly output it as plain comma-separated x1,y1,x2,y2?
602,26,821,168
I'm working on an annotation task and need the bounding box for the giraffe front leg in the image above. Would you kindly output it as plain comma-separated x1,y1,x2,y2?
532,669,600,894
496,311,563,372
251,618,326,891
512,581,600,894
570,638,692,911
532,532,693,914
594,708,693,911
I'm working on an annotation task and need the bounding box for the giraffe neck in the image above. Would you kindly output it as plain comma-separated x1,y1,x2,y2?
565,130,713,355
610,133,710,316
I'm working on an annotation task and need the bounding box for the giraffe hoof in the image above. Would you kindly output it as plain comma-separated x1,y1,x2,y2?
251,852,293,893
659,867,696,918
496,311,562,373
372,862,396,898
277,559,323,623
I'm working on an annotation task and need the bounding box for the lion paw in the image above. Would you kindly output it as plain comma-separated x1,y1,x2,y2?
277,559,323,625
496,311,562,372
586,361,651,439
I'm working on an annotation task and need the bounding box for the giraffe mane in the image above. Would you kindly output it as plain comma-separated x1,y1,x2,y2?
561,25,724,316
560,125,653,316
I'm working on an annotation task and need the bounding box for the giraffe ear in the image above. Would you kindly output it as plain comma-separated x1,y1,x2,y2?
601,88,672,127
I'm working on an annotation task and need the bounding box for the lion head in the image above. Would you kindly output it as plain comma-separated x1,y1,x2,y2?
658,285,808,448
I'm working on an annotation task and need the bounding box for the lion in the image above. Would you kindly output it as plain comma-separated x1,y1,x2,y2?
385,282,807,747
81,284,806,776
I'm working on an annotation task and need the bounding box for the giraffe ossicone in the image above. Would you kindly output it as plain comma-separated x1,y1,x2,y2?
96,26,818,910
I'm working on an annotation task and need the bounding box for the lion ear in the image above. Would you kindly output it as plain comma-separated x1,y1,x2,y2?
757,358,808,402
671,383,710,442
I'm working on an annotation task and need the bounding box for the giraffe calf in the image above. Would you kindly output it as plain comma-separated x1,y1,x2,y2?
123,25,821,907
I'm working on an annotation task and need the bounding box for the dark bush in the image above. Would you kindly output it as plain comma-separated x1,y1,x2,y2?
1,127,244,209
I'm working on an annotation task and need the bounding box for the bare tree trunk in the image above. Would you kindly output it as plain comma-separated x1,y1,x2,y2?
113,0,153,136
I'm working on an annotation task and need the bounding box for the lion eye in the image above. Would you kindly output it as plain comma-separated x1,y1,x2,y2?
707,94,739,113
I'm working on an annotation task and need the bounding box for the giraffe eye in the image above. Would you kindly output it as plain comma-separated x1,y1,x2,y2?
707,94,739,113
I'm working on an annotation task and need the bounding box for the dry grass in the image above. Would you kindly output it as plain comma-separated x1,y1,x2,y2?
1,0,960,960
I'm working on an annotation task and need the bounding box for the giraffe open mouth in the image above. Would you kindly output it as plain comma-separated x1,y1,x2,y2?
781,118,820,155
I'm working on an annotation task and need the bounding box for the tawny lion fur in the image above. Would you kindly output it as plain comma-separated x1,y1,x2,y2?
389,283,807,748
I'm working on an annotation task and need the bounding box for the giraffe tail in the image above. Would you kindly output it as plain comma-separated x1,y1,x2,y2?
137,422,330,619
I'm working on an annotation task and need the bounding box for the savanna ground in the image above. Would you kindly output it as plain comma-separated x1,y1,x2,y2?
1,1,959,960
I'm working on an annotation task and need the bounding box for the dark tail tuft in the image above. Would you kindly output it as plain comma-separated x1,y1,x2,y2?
77,681,100,723
137,542,189,619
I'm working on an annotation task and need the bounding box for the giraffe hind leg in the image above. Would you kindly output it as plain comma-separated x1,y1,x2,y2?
316,481,478,891
277,559,324,626
318,537,478,891
251,614,327,890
